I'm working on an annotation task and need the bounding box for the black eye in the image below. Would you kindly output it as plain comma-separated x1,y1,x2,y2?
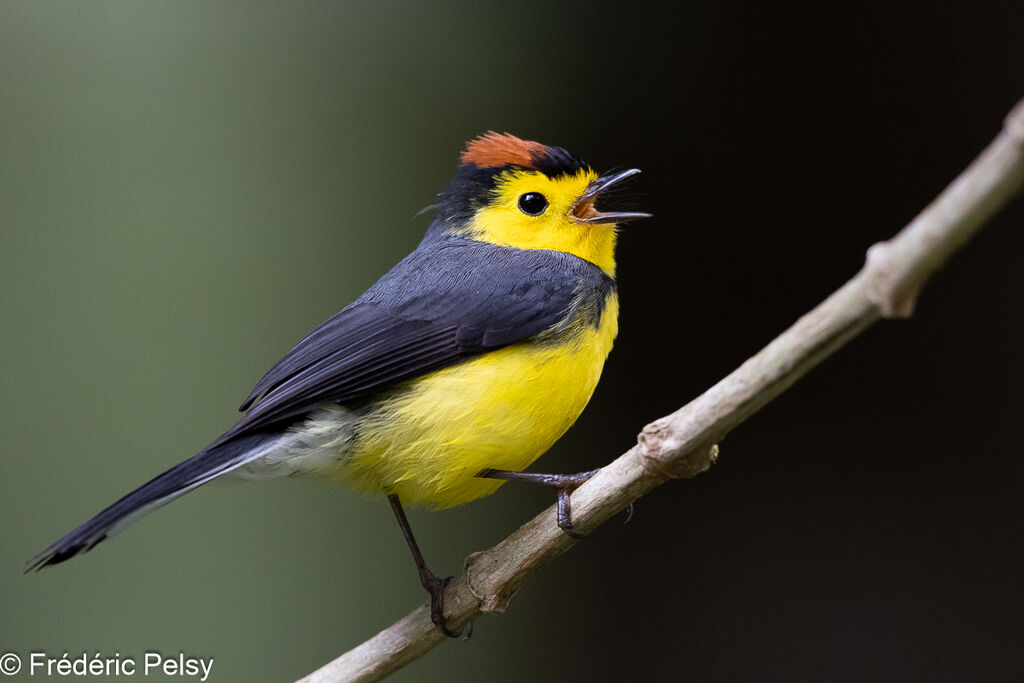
517,192,548,216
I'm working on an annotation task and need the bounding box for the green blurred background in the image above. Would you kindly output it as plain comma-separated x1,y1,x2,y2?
3,1,1023,681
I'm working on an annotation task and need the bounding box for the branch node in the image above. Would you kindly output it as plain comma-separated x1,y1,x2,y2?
638,418,719,479
864,241,919,318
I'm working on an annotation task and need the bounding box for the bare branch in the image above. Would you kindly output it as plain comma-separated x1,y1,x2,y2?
298,98,1024,683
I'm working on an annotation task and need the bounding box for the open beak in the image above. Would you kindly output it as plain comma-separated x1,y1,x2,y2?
572,168,653,225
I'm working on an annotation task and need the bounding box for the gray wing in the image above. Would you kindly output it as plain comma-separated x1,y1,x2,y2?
216,240,611,445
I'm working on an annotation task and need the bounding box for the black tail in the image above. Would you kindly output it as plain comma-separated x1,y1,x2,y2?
27,431,282,572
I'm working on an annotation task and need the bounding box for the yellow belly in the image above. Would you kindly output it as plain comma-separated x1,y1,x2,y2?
332,294,618,508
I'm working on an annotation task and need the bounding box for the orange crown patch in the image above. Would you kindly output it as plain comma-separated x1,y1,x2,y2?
460,131,551,169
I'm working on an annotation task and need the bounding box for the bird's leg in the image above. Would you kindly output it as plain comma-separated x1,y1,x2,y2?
387,494,461,638
476,468,601,539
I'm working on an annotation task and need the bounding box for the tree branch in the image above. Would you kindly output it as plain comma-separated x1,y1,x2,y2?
298,98,1024,683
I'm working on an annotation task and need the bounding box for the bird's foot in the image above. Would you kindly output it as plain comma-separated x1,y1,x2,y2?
387,493,465,638
421,570,463,638
477,468,601,539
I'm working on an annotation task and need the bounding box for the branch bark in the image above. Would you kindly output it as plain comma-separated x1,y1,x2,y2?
298,98,1024,683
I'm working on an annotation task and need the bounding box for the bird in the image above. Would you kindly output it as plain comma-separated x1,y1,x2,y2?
27,132,650,636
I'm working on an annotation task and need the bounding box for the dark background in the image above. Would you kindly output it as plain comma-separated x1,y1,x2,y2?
2,2,1022,681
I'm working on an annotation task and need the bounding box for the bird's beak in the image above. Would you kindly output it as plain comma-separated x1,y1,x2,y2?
572,168,652,225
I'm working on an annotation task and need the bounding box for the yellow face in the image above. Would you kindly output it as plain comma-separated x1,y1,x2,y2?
465,168,618,277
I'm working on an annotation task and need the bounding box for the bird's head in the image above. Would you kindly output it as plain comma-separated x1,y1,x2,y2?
429,132,650,277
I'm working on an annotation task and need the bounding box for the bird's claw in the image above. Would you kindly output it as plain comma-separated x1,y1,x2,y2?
477,468,601,539
425,574,462,638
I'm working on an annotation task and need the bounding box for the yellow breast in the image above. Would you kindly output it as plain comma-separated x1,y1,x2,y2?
333,293,619,508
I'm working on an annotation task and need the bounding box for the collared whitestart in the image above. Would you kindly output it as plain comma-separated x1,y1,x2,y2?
29,132,650,635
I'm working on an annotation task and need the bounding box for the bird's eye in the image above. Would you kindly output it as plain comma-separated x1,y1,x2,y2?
517,192,548,216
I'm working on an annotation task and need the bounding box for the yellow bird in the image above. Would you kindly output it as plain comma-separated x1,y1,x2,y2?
29,132,650,635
